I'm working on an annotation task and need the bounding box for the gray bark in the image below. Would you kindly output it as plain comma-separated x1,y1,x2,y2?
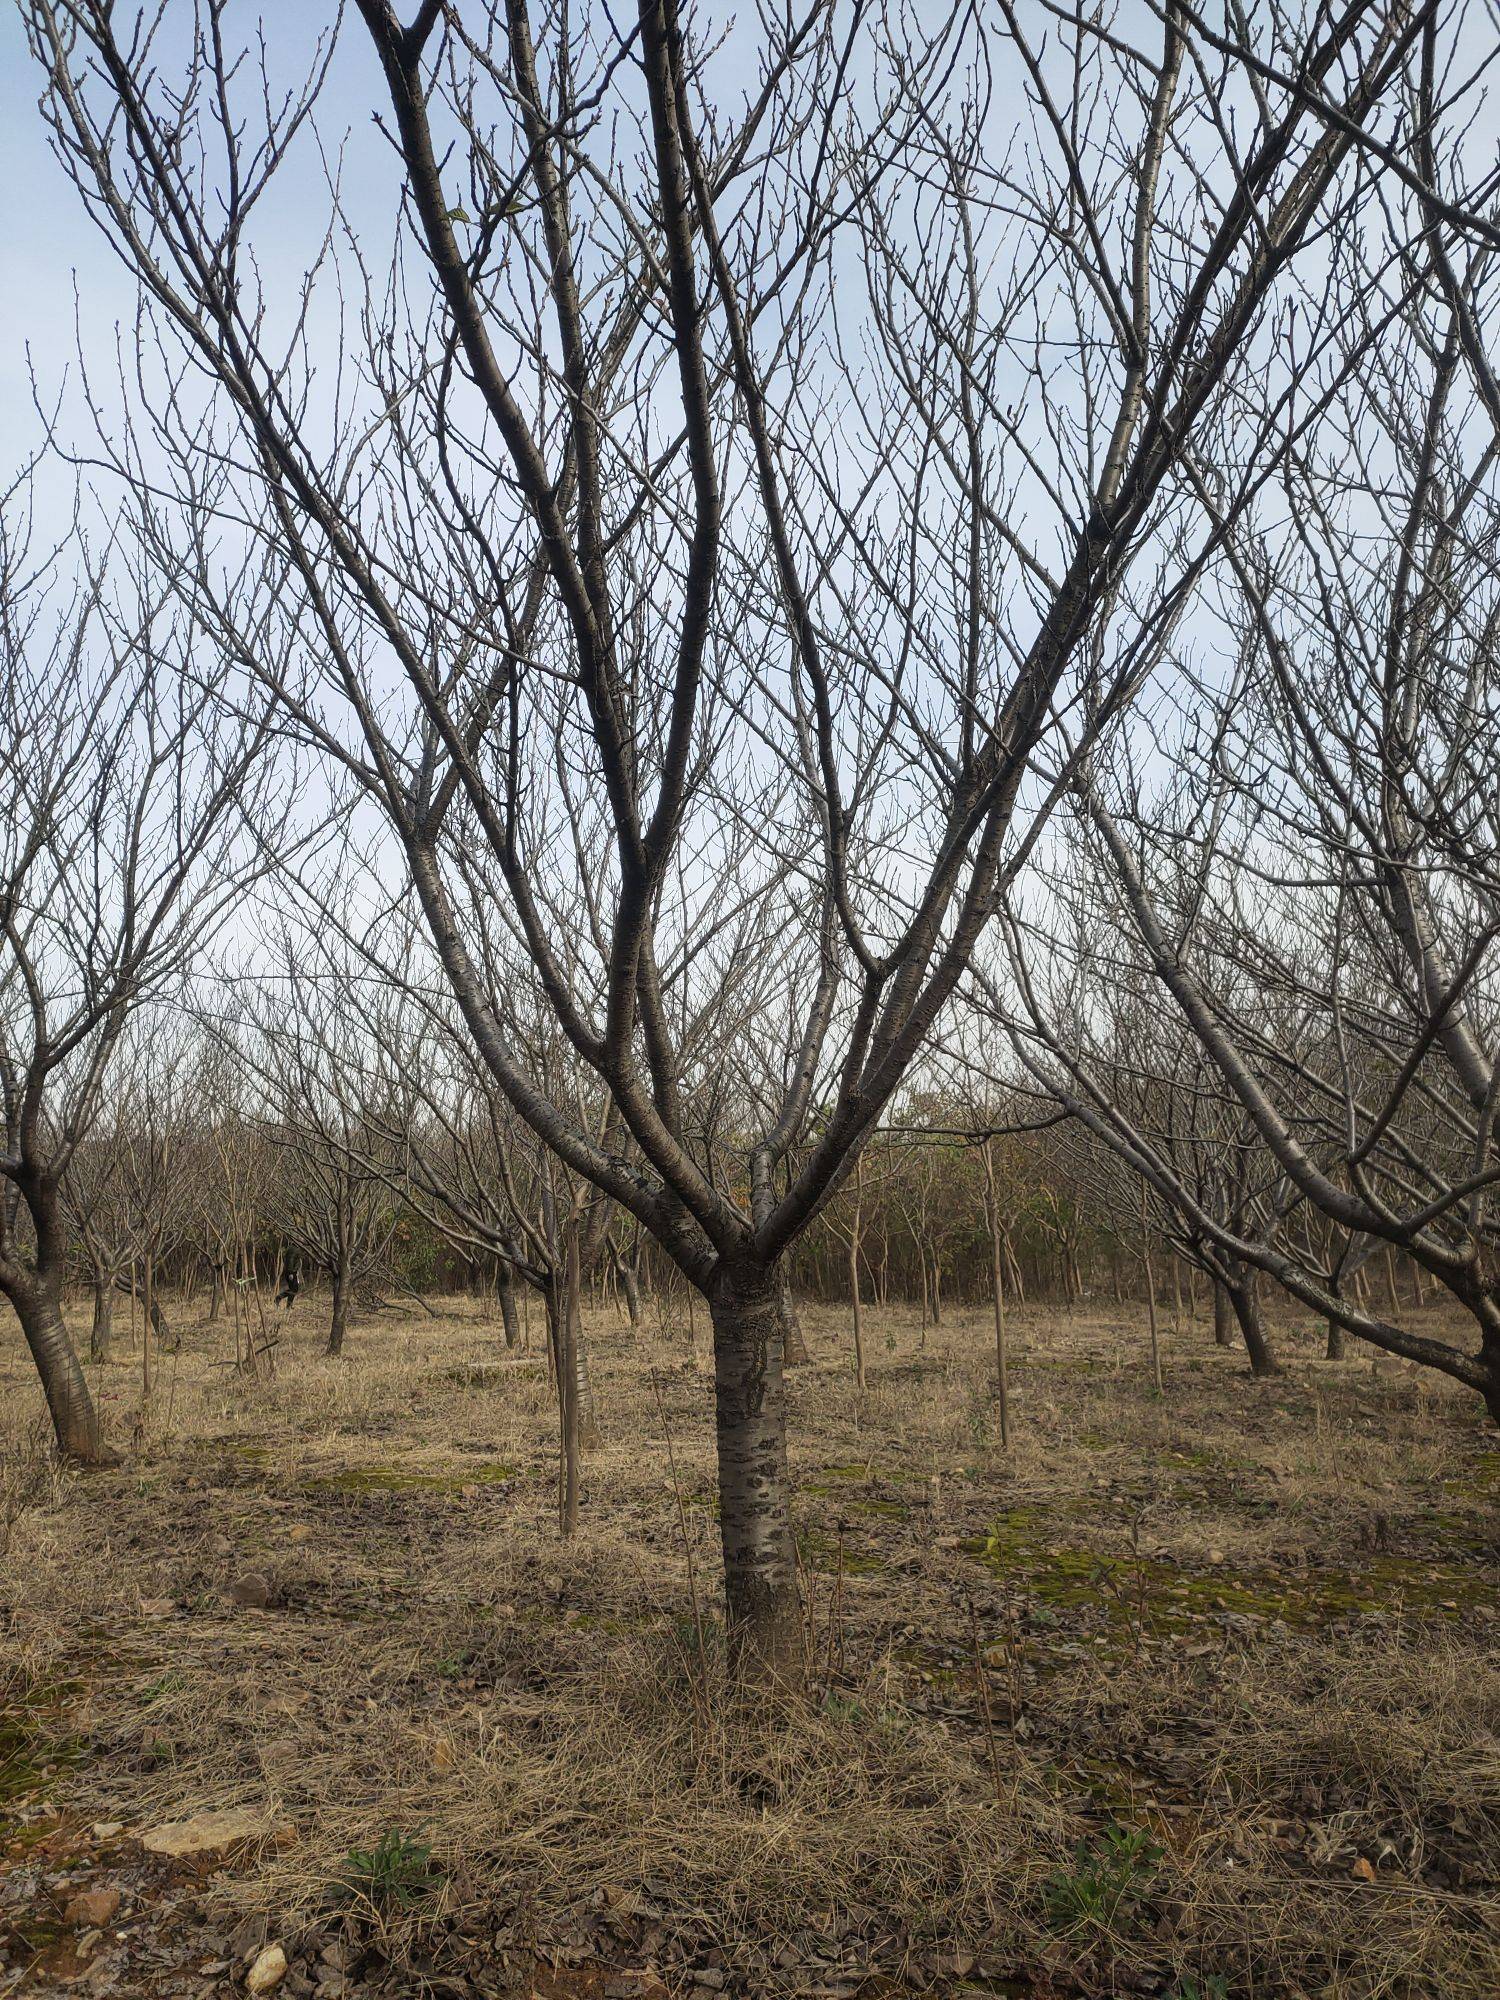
17,1279,109,1463
709,1267,800,1682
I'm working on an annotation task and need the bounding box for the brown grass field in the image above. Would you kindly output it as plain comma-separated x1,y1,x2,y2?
1,1291,1497,2000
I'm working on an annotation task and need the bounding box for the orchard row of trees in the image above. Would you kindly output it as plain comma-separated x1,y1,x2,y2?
41,1021,1328,1348
6,0,1500,1684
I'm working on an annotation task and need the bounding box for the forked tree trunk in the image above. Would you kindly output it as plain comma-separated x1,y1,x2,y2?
327,1265,350,1356
15,1276,110,1463
90,1276,114,1363
779,1278,809,1365
496,1266,521,1349
708,1266,800,1683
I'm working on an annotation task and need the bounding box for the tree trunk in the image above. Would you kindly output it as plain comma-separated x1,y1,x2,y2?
849,1234,866,1390
148,1289,178,1354
779,1278,809,1365
568,1262,599,1449
496,1266,521,1349
984,1140,1011,1449
708,1266,800,1684
617,1248,642,1328
327,1264,350,1356
1213,1281,1235,1347
90,1276,114,1363
1140,1189,1163,1393
16,1278,110,1463
1229,1275,1279,1377
849,1156,866,1389
556,1234,583,1534
1325,1317,1346,1360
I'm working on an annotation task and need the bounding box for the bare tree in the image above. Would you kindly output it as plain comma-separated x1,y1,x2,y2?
247,982,402,1357
25,0,1439,1670
993,213,1500,1414
0,479,276,1461
63,1013,202,1360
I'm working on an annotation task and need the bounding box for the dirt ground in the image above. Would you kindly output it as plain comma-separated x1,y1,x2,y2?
1,1289,1497,2000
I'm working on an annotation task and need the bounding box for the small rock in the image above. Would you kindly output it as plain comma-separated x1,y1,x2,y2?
228,1571,273,1609
140,1808,295,1858
90,1822,125,1841
247,1943,289,1994
1207,1548,1226,1565
138,1596,175,1618
64,1888,121,1928
287,1524,313,1544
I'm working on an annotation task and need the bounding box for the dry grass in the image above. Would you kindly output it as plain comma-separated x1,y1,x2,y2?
2,1286,1498,1997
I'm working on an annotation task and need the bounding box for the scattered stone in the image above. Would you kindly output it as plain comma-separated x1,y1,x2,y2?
139,1596,176,1618
228,1571,273,1608
65,1888,122,1928
288,1524,313,1544
91,1821,125,1840
247,1942,289,1994
140,1808,295,1858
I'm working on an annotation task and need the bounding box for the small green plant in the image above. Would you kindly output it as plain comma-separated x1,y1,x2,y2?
820,1689,867,1725
137,1671,187,1705
342,1828,440,1908
1044,1823,1162,1936
1169,1979,1229,2000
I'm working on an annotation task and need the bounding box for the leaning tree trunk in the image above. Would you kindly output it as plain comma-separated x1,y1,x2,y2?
327,1262,351,1357
1229,1274,1279,1377
14,1276,110,1464
708,1265,801,1684
90,1275,114,1363
495,1266,521,1349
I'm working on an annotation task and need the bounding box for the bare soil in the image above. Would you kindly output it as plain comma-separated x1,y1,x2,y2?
1,1291,1497,2000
